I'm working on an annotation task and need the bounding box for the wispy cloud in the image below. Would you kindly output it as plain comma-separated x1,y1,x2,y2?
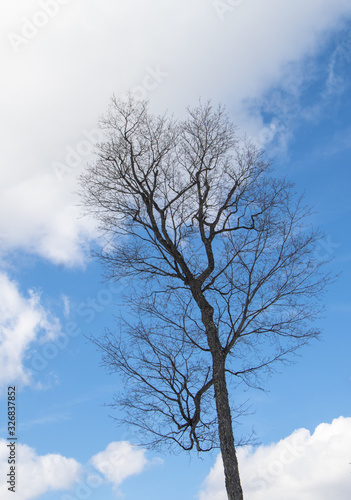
0,272,62,392
61,294,71,319
18,413,70,432
323,31,351,97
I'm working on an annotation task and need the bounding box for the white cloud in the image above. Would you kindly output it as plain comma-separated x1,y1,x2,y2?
90,441,150,490
0,1,351,265
0,172,97,267
0,439,160,499
199,416,351,500
0,272,61,391
0,440,81,500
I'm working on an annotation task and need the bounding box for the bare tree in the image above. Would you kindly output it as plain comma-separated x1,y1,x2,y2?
79,96,331,500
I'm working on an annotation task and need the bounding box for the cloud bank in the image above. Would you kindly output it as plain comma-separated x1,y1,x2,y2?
0,440,157,499
0,1,351,266
199,416,351,500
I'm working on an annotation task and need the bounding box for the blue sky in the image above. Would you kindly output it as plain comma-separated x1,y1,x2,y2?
1,1,351,499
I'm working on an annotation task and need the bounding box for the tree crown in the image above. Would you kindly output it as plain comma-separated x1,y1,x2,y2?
80,96,331,452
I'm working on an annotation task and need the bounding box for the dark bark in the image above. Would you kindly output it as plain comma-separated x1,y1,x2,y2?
213,355,243,500
192,283,243,499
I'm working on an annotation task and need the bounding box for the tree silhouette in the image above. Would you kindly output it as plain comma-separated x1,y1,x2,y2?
79,96,331,500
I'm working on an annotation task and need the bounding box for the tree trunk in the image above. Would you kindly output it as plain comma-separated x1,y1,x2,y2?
212,349,244,500
176,242,242,497
195,289,244,500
